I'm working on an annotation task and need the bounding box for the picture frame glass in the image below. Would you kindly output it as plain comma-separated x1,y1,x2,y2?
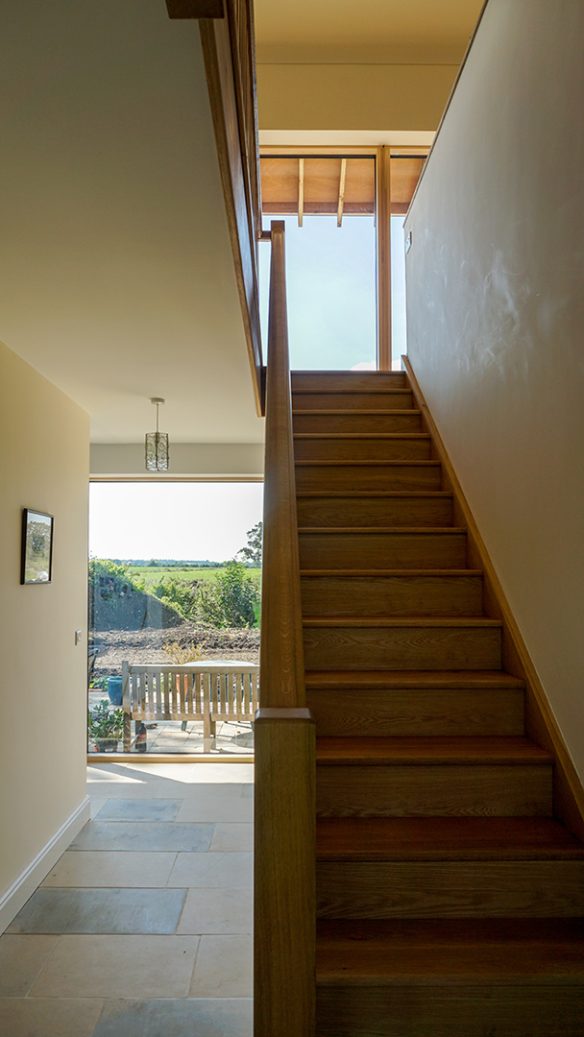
22,509,53,584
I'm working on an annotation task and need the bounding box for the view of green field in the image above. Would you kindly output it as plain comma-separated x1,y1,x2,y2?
127,564,261,588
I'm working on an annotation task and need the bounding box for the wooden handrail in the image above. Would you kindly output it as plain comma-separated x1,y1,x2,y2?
166,0,264,413
254,220,316,1037
259,221,306,709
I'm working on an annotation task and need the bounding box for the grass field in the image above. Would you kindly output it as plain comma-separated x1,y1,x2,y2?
127,565,261,588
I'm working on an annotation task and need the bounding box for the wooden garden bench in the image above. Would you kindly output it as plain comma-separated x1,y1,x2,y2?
121,660,260,752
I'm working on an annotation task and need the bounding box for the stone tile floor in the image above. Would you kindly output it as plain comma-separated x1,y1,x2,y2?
0,761,254,1036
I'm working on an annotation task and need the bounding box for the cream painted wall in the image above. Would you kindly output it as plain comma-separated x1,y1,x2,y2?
0,342,89,904
257,63,458,131
405,0,584,775
90,443,264,478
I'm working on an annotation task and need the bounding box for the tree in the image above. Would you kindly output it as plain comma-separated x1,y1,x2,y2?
196,561,258,628
237,521,263,566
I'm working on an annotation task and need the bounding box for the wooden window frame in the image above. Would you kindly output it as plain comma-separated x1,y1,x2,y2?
260,145,430,370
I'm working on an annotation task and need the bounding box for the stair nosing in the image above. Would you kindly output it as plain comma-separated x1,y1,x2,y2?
298,526,466,535
301,568,482,577
316,736,553,766
315,818,584,861
293,388,413,395
296,490,451,498
293,408,421,416
296,460,441,467
294,432,431,440
305,670,525,689
303,616,500,627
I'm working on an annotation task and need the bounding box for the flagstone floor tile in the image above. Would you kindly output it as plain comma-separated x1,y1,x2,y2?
8,888,186,935
0,996,102,1037
189,935,253,997
177,888,252,935
42,851,177,888
30,935,200,998
0,934,54,995
93,997,252,1037
70,821,213,852
169,852,252,889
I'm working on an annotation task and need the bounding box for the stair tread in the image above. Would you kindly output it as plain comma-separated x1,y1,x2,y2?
297,490,451,498
296,460,440,467
293,388,412,396
299,526,465,534
316,919,584,985
304,617,501,628
293,408,421,416
316,736,551,765
316,817,584,860
294,433,431,440
301,569,482,577
306,670,524,689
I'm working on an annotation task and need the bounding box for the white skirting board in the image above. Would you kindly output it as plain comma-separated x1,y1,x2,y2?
0,796,90,934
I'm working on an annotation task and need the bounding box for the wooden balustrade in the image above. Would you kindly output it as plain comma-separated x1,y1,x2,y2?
166,0,263,412
254,221,316,1037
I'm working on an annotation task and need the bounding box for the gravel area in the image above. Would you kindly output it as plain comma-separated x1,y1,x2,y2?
90,623,260,677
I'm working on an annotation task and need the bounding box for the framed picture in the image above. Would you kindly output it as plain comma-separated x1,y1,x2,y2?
21,508,54,585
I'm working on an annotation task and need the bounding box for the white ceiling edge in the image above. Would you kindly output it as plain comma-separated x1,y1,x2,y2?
90,442,264,479
259,130,436,146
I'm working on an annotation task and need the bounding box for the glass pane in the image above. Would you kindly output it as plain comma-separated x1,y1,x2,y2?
88,482,262,756
260,213,377,370
391,214,407,365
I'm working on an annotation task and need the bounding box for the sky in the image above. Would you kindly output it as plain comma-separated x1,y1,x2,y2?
89,482,263,562
258,213,407,369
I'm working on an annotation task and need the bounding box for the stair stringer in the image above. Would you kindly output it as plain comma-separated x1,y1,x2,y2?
402,354,584,839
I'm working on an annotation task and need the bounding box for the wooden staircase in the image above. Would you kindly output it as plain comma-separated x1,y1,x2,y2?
291,369,584,1036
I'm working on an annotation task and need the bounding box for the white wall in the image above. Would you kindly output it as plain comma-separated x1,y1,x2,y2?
0,342,90,926
91,442,264,478
405,0,584,776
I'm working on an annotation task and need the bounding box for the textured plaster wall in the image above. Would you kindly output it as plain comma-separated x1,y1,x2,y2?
405,0,584,776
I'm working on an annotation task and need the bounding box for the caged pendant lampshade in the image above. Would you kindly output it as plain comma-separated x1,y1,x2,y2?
145,397,170,472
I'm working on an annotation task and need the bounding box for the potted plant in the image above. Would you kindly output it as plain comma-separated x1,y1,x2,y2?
88,699,124,753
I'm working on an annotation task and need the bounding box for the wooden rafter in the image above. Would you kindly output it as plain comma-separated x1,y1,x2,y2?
336,158,347,227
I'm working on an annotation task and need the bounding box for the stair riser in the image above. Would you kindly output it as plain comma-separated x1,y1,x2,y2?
301,575,482,616
294,437,432,461
296,463,441,492
304,626,501,671
316,987,584,1037
293,391,414,411
316,765,552,817
307,688,525,737
317,860,584,918
293,412,422,434
297,495,453,527
299,533,466,570
292,372,407,391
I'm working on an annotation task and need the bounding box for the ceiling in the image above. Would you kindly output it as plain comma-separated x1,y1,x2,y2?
0,1,263,445
254,0,484,64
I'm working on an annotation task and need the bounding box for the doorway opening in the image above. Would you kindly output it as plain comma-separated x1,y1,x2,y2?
87,481,262,758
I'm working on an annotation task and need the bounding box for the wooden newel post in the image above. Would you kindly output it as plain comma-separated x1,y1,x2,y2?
254,710,316,1036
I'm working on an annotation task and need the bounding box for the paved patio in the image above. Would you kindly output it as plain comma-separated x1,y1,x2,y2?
88,691,254,755
0,760,254,1036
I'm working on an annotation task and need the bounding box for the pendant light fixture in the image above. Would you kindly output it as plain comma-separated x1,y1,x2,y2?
145,397,170,472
